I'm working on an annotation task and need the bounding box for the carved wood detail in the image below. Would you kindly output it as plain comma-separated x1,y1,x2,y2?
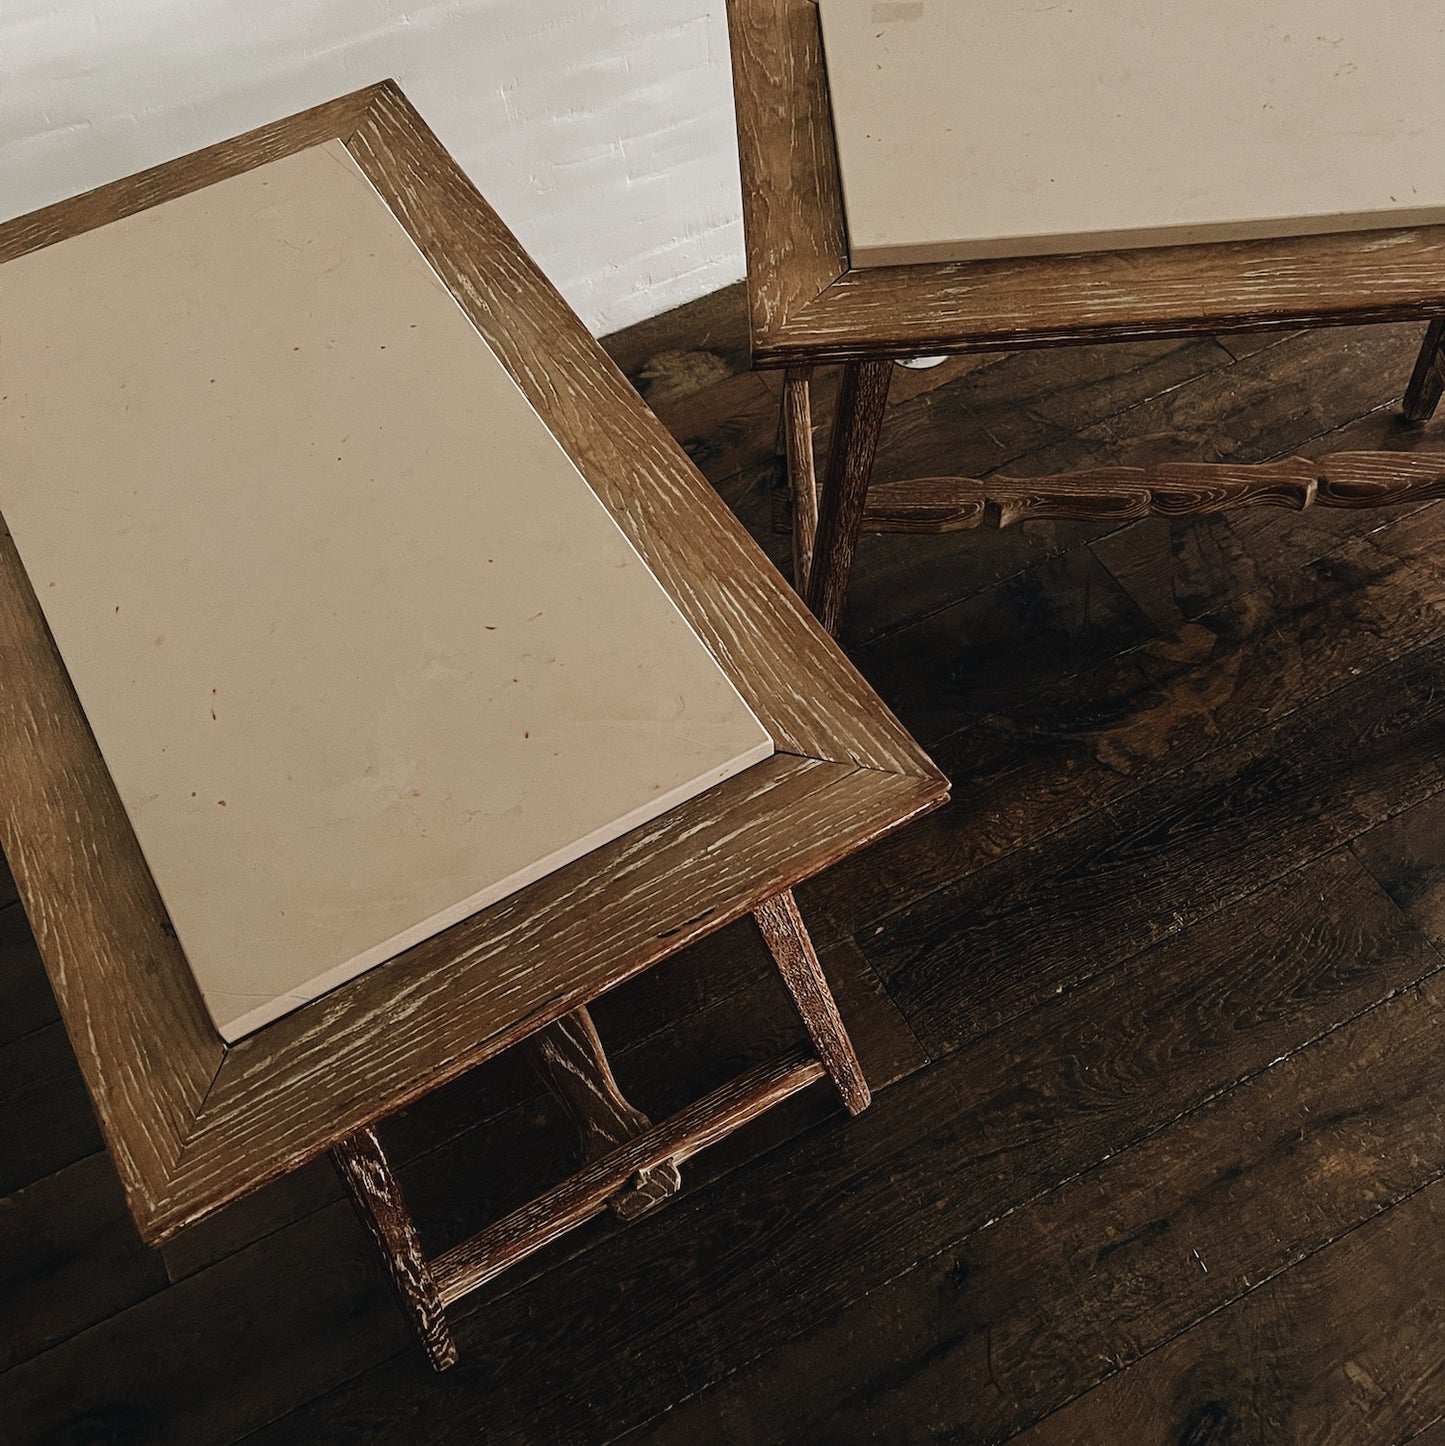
860,452,1445,534
523,1006,682,1222
431,1048,826,1304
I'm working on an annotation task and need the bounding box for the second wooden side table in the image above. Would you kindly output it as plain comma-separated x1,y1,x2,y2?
726,0,1445,634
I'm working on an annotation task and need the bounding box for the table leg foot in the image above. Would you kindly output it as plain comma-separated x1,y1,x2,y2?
331,1125,458,1371
1404,319,1445,423
754,889,871,1114
524,1005,682,1220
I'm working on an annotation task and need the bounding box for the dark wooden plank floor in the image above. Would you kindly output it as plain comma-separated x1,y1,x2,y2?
3,283,1444,1445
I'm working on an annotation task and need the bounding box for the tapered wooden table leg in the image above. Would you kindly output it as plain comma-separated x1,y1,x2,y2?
1404,319,1445,423
782,365,819,593
524,1006,683,1221
754,889,871,1115
331,1125,458,1371
805,358,893,636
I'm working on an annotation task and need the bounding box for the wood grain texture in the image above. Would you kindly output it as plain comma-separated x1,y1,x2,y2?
144,929,921,1287
0,522,220,1222
811,503,1445,944
753,890,870,1114
860,451,1445,533
781,366,818,589
785,228,1445,369
845,326,1422,612
1405,318,1445,422
727,0,1445,622
432,1047,825,1303
724,0,848,350
0,85,945,1246
523,1007,682,1221
806,360,893,633
0,915,923,1385
330,1127,456,1371
602,281,754,404
871,635,1445,1061
1352,791,1445,950
156,756,937,1242
16,283,1443,1444
1014,1179,1445,1446
725,0,1445,369
232,852,1445,1446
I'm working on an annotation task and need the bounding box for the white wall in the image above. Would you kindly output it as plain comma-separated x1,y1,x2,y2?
0,0,745,335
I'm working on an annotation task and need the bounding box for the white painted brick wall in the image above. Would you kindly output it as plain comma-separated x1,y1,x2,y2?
0,0,745,334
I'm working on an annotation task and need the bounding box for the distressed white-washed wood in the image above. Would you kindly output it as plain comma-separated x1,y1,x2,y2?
724,0,848,350
0,85,947,1246
768,241,1445,367
151,755,939,1241
331,1126,457,1371
432,1048,826,1303
524,1007,682,1221
0,87,381,266
858,453,1445,534
1405,319,1445,422
753,890,870,1114
0,521,220,1227
782,366,818,590
725,0,1445,370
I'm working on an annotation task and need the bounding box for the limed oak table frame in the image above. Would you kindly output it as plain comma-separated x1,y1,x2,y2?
0,83,947,1370
726,0,1445,634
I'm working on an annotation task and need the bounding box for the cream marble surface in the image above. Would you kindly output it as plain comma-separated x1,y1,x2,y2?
817,0,1445,266
0,142,772,1041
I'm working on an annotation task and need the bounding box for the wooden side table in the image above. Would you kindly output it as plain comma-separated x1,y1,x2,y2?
725,0,1445,635
0,83,947,1371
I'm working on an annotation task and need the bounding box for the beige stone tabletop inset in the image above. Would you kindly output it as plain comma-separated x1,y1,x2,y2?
0,140,772,1041
817,0,1445,266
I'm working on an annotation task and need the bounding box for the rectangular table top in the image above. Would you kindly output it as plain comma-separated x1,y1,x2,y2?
0,84,943,1244
818,0,1445,267
0,138,771,1041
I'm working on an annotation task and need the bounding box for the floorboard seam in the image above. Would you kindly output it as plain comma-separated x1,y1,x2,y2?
604,931,1445,1446
1000,1167,1445,1443
851,627,1445,955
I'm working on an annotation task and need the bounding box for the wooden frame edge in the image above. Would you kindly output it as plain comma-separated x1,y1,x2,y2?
727,0,1445,369
724,0,848,362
